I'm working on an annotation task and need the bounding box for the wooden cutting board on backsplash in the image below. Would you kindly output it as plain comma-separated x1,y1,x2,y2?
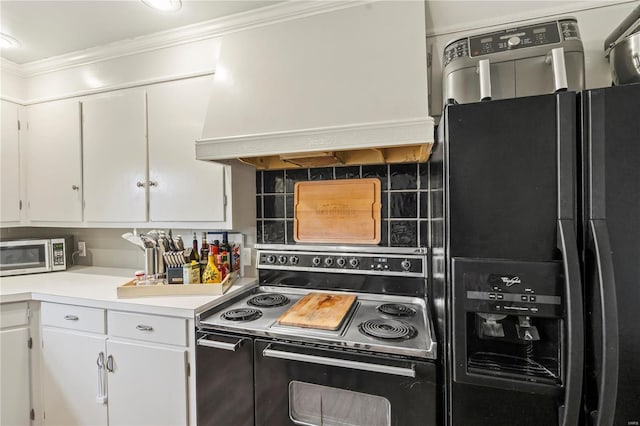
293,178,381,244
278,293,357,331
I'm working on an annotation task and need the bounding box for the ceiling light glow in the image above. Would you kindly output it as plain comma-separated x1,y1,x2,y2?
0,33,20,49
141,0,182,12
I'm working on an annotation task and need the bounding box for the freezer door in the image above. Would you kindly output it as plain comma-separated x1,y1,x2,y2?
582,83,640,426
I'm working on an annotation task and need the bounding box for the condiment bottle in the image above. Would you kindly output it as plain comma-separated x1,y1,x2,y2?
216,254,227,281
201,253,221,284
192,232,199,262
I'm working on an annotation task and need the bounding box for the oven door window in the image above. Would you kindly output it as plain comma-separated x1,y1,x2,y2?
289,381,391,426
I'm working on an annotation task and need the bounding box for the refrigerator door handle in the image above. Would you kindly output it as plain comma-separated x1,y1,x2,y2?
589,219,619,426
557,220,584,426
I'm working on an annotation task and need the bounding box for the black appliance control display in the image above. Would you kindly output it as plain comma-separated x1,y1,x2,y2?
469,21,561,57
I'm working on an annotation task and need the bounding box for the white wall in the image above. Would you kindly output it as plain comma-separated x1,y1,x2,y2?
426,0,639,114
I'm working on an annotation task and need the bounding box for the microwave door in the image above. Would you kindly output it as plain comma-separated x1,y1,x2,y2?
0,240,52,276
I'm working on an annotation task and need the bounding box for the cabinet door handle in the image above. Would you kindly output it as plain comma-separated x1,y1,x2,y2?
136,325,153,332
106,355,114,373
64,315,79,321
136,181,146,188
72,185,79,191
148,181,158,187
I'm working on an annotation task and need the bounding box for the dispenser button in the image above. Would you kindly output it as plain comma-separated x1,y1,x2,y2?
529,296,536,302
488,293,497,300
521,295,528,301
497,294,504,300
531,307,539,313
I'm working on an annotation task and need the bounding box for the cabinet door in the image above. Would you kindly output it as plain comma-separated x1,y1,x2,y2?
0,327,31,426
83,91,147,222
26,100,83,222
147,76,225,222
1,100,21,223
107,340,188,426
41,328,107,426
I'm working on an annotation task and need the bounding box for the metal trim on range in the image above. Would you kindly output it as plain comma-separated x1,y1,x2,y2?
197,337,243,352
262,345,416,378
254,244,427,255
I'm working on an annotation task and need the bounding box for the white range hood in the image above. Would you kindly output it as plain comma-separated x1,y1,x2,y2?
196,1,435,170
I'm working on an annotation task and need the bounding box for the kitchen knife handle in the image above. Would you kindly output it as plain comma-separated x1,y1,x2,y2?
589,220,619,426
547,47,568,93
263,345,416,378
557,220,584,426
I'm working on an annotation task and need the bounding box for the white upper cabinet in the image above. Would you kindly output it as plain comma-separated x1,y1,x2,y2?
26,100,83,222
1,100,22,224
147,76,225,223
82,90,148,223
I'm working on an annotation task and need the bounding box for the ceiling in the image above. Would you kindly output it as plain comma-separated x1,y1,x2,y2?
0,0,282,64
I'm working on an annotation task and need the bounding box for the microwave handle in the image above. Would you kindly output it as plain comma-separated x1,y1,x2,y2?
45,240,53,270
546,47,568,93
477,59,492,101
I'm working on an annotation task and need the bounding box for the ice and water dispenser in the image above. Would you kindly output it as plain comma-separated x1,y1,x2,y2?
452,258,563,388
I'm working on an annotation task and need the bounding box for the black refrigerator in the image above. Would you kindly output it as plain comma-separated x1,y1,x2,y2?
439,84,639,426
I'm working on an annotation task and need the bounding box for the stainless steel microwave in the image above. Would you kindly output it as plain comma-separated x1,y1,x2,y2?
0,236,73,276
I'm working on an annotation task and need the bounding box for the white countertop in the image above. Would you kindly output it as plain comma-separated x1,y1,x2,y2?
0,266,257,318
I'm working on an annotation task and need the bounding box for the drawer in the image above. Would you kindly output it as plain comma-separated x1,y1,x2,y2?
108,311,187,346
41,302,106,334
0,302,29,328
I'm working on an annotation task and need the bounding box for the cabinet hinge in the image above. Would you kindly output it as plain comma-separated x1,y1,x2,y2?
17,120,21,131
427,52,432,68
19,200,23,211
223,194,228,207
27,305,32,319
28,337,33,349
187,362,191,377
30,409,35,421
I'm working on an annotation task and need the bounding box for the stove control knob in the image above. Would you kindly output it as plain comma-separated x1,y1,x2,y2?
278,255,287,264
324,257,334,267
312,257,321,266
508,36,521,48
401,259,412,271
266,255,276,264
289,256,299,265
336,257,346,267
349,258,359,268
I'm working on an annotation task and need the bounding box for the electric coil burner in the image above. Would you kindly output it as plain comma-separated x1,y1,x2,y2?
221,308,262,322
247,293,290,308
359,318,417,340
378,303,417,317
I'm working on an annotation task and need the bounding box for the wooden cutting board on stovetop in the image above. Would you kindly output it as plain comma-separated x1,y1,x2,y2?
278,293,357,331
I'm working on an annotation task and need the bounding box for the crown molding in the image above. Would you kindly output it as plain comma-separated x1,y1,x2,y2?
1,58,23,76
14,1,367,78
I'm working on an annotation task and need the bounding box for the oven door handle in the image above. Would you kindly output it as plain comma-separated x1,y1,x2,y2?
262,345,416,378
197,336,243,351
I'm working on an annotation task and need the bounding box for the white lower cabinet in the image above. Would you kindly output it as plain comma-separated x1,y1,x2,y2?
1,302,32,426
106,340,187,426
40,303,190,426
41,328,108,426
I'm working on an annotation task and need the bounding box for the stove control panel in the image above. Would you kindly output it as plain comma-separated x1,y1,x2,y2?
257,250,426,277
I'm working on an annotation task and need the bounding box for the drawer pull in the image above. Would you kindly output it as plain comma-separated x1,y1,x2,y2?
64,315,79,321
136,325,154,332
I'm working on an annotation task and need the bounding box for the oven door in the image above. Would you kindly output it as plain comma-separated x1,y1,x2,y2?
196,331,254,426
255,339,437,426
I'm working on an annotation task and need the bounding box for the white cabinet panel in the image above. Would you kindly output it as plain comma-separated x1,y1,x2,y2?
26,100,83,222
82,91,147,222
147,76,225,222
1,100,21,223
0,327,31,426
41,328,108,426
107,340,188,426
